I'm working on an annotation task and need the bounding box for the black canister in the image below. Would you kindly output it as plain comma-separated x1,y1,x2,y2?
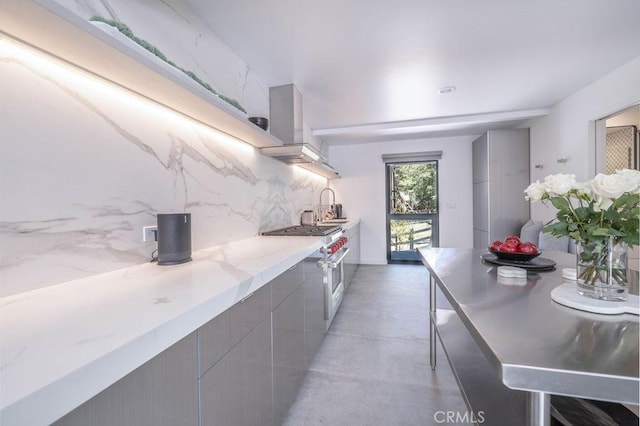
333,204,343,219
157,213,192,265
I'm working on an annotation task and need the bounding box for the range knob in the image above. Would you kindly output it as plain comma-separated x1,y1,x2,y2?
325,237,348,254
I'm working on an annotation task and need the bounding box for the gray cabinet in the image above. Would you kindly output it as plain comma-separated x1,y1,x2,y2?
303,254,326,367
53,259,321,426
344,223,360,290
472,129,530,248
271,263,304,310
200,262,306,426
199,283,272,426
198,310,230,376
272,286,305,423
198,281,271,375
54,333,199,426
271,263,305,424
199,318,272,426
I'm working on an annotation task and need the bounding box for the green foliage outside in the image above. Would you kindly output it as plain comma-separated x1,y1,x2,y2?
389,162,438,255
391,162,438,214
90,16,246,114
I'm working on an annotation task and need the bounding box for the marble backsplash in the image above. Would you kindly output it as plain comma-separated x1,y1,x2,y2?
0,1,326,297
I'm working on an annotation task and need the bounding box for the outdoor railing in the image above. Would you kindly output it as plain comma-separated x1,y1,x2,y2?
390,225,432,251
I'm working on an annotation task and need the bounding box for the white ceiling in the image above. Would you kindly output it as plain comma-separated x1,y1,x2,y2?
184,0,640,144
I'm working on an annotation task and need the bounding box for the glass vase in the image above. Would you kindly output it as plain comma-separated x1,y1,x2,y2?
576,238,628,301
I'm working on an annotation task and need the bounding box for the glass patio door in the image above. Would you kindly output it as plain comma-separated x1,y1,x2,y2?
385,161,439,263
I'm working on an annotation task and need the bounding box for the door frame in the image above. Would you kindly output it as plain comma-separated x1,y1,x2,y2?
384,161,440,264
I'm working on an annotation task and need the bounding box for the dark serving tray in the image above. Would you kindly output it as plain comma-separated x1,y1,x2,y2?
481,253,557,271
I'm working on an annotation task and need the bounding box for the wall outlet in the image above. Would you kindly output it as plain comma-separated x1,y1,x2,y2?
142,225,158,242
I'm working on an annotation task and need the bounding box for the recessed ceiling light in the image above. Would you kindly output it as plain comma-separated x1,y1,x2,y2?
437,86,456,95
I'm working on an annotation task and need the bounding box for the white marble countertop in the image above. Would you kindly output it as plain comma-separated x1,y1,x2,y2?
0,223,362,425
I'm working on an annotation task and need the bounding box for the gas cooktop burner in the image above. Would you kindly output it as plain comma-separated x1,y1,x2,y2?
262,225,341,237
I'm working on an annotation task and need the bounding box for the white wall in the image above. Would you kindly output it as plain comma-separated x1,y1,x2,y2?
328,137,475,264
526,56,640,222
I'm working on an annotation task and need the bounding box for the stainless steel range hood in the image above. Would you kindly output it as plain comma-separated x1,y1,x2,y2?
260,143,322,164
260,84,340,179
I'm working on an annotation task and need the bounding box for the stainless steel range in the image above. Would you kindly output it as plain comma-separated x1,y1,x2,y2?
261,225,341,237
262,225,349,328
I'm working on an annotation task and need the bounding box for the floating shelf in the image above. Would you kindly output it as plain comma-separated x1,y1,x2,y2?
0,0,283,149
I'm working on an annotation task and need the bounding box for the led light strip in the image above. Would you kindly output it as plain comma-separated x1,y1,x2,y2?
0,34,255,153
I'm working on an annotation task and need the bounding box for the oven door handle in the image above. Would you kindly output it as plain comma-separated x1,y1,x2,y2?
327,247,350,268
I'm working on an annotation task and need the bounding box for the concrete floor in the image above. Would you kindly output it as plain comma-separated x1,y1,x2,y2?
283,264,467,426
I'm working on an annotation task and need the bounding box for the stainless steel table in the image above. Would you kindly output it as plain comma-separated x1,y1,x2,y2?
419,248,639,426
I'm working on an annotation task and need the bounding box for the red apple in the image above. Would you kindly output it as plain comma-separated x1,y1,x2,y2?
505,236,521,245
517,242,538,254
490,240,503,251
500,243,518,253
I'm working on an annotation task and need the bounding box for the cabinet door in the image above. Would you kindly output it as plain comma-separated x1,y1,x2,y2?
199,282,270,377
271,262,303,310
198,310,230,376
303,257,326,367
272,285,305,424
487,129,530,241
344,228,354,288
200,318,272,426
351,225,361,268
54,333,198,426
473,181,489,236
472,133,489,184
473,129,530,246
344,224,360,289
474,229,489,250
228,282,271,347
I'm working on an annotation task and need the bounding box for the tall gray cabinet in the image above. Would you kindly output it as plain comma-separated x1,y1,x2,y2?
472,129,530,248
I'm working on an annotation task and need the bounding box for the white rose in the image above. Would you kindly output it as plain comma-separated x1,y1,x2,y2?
615,169,640,194
543,174,576,195
524,180,547,202
590,173,631,200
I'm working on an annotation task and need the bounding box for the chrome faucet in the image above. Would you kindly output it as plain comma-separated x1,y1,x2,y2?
319,188,336,221
319,187,335,207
